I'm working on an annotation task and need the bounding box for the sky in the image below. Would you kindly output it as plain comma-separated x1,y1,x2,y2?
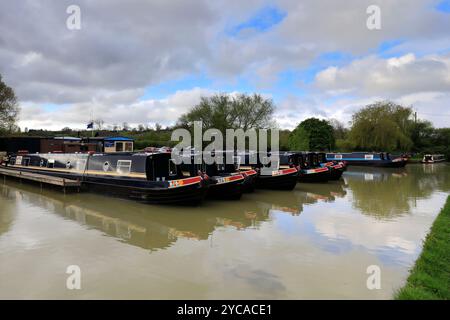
0,0,450,131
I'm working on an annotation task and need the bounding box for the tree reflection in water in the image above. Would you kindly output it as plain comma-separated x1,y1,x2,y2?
344,164,450,219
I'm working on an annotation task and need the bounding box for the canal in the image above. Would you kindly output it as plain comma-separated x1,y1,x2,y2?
0,164,449,299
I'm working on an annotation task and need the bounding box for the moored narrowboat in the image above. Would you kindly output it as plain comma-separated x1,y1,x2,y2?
237,151,299,190
317,152,346,181
213,151,258,193
279,152,332,183
326,152,407,168
422,154,446,164
180,151,246,200
3,152,209,205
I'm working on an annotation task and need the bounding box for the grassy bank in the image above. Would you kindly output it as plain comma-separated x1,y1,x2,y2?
395,196,450,300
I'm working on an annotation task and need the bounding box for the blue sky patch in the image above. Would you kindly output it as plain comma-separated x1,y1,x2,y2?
377,39,405,58
436,0,450,12
228,6,286,36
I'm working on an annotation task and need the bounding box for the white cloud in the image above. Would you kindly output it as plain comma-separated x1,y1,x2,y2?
18,87,213,130
1,0,450,129
315,53,450,97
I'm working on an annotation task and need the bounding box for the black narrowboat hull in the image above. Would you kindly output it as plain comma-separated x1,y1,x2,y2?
256,168,298,190
84,176,208,205
328,168,344,181
298,168,330,183
326,165,345,180
239,169,258,193
207,179,244,200
2,165,208,205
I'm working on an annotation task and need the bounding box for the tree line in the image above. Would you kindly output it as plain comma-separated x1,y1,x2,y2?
0,74,449,159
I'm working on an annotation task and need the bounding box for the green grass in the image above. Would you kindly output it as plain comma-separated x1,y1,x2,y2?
395,196,450,300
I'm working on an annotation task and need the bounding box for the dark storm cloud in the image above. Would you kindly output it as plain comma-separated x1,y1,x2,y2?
0,0,216,103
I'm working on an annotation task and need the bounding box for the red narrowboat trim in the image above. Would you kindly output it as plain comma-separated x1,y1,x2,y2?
168,176,203,188
241,169,257,176
215,174,245,184
272,168,298,176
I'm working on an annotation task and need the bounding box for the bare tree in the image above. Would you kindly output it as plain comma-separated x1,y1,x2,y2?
94,119,105,130
0,74,19,134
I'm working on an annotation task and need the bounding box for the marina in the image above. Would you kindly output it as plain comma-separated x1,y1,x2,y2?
0,149,353,203
1,163,448,299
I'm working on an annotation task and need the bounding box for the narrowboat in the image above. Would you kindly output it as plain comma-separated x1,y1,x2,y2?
3,152,209,205
236,152,299,190
422,154,446,164
326,152,407,168
211,150,258,193
317,152,346,181
180,151,246,200
278,152,332,183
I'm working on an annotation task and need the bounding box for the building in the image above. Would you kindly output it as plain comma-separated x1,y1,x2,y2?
0,136,134,154
41,136,97,153
82,136,134,153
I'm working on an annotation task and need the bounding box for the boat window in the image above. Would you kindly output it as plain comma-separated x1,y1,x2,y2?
115,142,124,152
335,154,342,160
117,160,132,174
47,159,55,168
365,154,374,160
23,157,30,166
169,159,177,176
15,156,23,165
125,142,133,152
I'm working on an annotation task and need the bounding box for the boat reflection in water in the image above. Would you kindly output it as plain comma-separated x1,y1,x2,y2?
0,163,449,299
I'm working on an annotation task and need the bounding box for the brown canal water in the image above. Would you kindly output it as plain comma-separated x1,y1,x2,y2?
0,164,449,299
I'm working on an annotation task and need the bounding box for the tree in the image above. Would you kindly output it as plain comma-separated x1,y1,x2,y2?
0,74,19,134
178,93,275,133
348,101,413,151
430,128,450,160
94,119,105,130
410,120,434,152
330,119,348,140
288,118,335,151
